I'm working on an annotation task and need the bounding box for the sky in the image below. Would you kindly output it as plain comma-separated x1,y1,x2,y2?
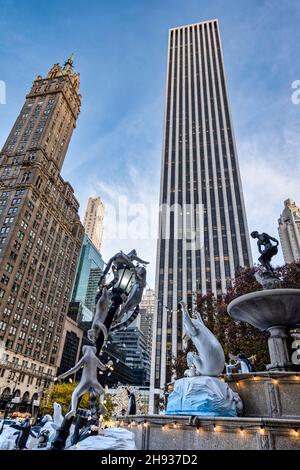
0,0,300,287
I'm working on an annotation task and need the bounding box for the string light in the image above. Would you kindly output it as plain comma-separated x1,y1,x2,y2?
273,378,278,385
132,419,300,441
253,375,257,381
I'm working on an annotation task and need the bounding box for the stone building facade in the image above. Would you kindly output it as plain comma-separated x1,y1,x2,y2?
83,197,105,251
278,198,300,263
0,56,84,408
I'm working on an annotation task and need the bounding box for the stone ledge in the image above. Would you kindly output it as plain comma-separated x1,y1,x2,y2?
224,372,300,419
122,415,300,450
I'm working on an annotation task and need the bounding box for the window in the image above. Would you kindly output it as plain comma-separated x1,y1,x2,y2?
20,220,28,230
0,227,10,234
4,217,14,224
17,231,25,240
8,207,18,215
3,307,11,317
5,263,13,273
12,198,21,205
2,191,10,197
9,326,16,335
24,211,31,221
1,275,9,285
14,241,21,250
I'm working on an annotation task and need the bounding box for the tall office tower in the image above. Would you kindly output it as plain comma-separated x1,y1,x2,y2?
150,20,251,410
83,197,105,251
110,327,150,385
0,57,84,403
71,233,104,315
278,199,300,263
136,288,155,356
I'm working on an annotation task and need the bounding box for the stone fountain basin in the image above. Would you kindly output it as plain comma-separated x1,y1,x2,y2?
227,289,300,331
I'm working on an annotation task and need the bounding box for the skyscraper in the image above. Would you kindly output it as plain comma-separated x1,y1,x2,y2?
71,233,104,315
150,19,251,410
0,57,84,402
136,288,155,357
110,326,150,385
278,198,300,263
83,197,105,251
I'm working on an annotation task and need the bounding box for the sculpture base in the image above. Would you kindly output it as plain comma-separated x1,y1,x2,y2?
254,271,280,289
165,376,243,417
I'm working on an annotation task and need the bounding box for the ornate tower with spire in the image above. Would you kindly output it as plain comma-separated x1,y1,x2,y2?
1,54,81,172
0,58,84,403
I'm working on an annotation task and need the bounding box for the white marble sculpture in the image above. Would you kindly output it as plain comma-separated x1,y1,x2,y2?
181,301,225,376
67,427,136,451
53,402,64,426
57,346,107,420
166,301,243,417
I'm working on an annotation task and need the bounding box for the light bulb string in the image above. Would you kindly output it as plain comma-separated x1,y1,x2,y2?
116,419,299,435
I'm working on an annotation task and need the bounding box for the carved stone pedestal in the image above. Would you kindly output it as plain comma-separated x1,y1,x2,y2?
267,326,294,371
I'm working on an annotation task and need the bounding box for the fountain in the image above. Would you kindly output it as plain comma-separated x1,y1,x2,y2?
228,231,300,372
228,288,300,371
130,232,300,450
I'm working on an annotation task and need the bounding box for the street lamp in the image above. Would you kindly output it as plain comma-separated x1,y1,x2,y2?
114,268,134,294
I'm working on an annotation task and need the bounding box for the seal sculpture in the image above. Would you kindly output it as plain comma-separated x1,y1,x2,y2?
166,302,243,417
181,301,225,376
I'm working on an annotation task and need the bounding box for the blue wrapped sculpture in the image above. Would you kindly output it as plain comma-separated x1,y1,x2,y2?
166,302,243,417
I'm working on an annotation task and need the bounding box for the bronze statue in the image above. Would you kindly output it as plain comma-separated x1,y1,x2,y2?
251,231,279,272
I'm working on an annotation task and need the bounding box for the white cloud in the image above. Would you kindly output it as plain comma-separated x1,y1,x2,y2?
87,164,160,288
239,126,300,267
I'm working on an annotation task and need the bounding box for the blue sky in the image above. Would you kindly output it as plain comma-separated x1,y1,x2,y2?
0,0,300,286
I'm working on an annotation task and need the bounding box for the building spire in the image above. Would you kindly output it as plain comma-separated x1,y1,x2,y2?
63,53,74,72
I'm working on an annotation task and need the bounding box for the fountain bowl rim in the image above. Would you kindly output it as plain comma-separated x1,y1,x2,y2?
228,288,300,310
227,288,300,330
